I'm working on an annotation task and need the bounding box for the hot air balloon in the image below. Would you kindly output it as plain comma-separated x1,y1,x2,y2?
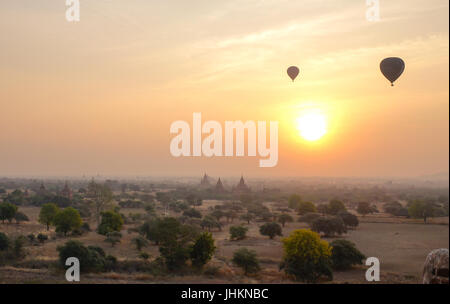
380,57,405,86
287,66,300,82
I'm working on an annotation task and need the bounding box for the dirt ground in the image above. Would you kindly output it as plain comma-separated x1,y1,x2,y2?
0,202,448,284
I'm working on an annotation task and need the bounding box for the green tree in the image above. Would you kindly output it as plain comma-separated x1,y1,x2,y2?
277,213,293,227
105,231,122,247
408,200,437,223
338,212,359,228
259,222,282,239
327,200,346,215
54,207,82,236
38,203,59,230
240,213,254,224
330,239,365,270
229,225,248,240
201,215,222,232
183,208,202,218
0,203,18,224
97,210,124,235
356,202,372,216
57,240,110,272
288,194,302,210
280,229,333,282
132,236,149,251
232,248,260,275
190,232,216,268
311,216,347,237
298,201,317,215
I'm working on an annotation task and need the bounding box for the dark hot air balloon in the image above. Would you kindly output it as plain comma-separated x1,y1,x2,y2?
380,57,405,86
287,66,299,82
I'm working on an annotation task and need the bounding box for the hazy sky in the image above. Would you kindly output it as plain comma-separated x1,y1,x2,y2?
0,0,448,178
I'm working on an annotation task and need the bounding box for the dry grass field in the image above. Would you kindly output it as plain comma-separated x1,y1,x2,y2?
0,200,448,284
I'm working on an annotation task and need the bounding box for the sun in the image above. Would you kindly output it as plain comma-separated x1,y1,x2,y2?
296,110,327,141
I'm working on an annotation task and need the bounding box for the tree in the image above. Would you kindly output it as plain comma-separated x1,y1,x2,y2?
97,210,124,235
240,213,254,224
277,214,293,227
140,217,181,245
0,232,9,251
338,212,359,228
298,212,321,224
57,240,112,272
288,194,302,210
328,200,346,215
232,248,260,275
38,203,60,230
259,222,282,239
190,232,216,268
298,201,316,215
183,208,202,219
0,203,18,224
311,216,347,237
132,236,149,251
54,207,82,236
105,231,122,247
87,180,113,223
14,211,29,224
357,202,372,216
408,200,438,223
201,215,222,232
317,204,329,215
383,201,408,216
280,229,333,282
229,225,248,240
330,239,365,270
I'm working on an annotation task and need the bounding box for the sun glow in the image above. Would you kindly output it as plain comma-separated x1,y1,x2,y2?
296,110,327,141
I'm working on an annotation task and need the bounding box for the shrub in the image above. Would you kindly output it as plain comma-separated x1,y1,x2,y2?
311,216,347,237
229,225,248,240
330,239,365,270
37,233,48,244
190,232,216,268
280,229,332,282
57,240,113,272
232,248,260,275
259,222,282,239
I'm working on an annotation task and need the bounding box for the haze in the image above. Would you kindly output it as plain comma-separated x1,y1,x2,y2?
0,0,448,178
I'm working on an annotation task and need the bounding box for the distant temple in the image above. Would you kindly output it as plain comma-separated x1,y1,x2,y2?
60,182,72,200
200,173,210,187
233,175,250,193
37,183,48,196
215,178,226,193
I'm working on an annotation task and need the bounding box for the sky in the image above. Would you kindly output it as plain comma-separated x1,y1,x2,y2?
0,0,448,178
